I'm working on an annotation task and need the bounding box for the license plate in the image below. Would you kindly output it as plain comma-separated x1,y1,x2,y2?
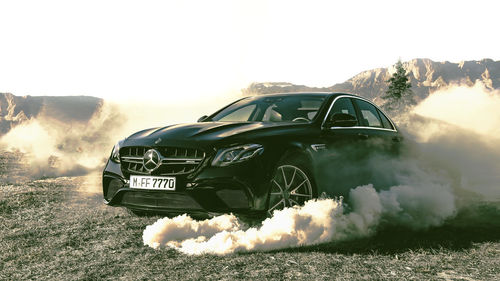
129,175,176,190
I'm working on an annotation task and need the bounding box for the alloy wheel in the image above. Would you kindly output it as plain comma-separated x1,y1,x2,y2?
268,164,313,216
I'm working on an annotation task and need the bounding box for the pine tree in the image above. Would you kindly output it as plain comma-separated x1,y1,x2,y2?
382,60,416,114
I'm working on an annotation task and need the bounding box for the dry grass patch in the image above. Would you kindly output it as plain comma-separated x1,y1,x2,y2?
1,176,499,280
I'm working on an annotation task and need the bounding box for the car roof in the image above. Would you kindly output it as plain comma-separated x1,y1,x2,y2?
250,92,358,98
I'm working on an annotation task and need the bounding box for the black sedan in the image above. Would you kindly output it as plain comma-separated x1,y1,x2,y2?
102,93,401,217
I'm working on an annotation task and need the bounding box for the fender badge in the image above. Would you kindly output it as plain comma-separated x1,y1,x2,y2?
155,137,162,144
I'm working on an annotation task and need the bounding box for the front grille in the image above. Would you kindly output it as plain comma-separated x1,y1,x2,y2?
120,146,205,176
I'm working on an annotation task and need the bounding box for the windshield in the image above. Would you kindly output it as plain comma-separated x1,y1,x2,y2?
210,95,326,123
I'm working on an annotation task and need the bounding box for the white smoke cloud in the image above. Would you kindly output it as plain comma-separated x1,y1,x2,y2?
0,102,123,179
143,181,456,255
144,197,347,255
143,82,500,255
406,82,500,201
413,82,500,138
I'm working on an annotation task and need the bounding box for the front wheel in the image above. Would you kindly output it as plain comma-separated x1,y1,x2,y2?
267,162,315,216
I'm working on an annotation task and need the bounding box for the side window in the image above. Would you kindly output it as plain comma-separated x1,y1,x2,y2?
377,109,394,130
217,104,256,122
354,99,382,128
329,97,357,122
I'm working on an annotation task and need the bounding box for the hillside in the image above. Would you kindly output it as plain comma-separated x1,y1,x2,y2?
0,93,102,135
243,58,500,104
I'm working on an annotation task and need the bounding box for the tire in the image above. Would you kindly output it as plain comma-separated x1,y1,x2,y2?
266,156,316,216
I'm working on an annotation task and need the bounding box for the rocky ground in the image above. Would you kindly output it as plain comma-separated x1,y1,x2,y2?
1,151,499,280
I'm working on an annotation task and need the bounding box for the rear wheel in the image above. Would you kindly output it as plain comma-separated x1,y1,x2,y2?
267,160,315,216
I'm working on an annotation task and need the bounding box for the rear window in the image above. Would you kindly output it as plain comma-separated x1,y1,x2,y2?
377,109,394,130
354,99,383,128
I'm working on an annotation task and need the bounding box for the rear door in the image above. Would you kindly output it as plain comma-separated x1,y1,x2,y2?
351,98,401,154
317,96,373,197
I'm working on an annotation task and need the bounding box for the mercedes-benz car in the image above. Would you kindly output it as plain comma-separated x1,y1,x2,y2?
102,93,401,217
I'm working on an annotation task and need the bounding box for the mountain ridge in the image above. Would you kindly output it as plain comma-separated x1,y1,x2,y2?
243,58,500,104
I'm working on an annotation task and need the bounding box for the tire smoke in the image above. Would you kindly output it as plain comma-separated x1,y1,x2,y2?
0,96,234,182
143,184,456,255
0,102,123,181
143,82,500,255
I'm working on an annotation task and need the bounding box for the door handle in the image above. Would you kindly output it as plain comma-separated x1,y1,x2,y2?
392,136,402,142
358,133,369,140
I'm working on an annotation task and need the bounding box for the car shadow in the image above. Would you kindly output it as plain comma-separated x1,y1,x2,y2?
271,203,500,255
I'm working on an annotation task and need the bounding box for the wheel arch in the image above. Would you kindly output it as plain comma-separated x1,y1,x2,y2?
276,141,315,170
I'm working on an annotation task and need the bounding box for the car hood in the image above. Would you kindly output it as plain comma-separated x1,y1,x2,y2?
124,121,307,146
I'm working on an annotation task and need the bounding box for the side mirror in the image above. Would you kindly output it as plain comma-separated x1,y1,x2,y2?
325,113,358,128
197,115,208,122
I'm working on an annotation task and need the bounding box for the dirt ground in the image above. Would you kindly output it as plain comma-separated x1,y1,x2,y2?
1,152,500,280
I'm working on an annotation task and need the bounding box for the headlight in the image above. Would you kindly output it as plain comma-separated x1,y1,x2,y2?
110,140,124,163
212,144,264,167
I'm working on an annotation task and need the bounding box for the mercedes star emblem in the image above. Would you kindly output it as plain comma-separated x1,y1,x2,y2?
143,149,161,172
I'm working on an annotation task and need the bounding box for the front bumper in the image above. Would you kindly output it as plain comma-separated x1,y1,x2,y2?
102,157,271,216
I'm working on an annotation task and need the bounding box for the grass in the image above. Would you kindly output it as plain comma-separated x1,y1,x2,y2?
1,176,499,280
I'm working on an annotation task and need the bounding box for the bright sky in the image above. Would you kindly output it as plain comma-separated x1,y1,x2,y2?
0,0,498,102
